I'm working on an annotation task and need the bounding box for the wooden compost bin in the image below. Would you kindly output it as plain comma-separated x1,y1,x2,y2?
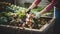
0,17,54,34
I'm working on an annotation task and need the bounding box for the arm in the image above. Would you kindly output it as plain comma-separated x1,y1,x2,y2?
40,0,55,15
28,0,41,10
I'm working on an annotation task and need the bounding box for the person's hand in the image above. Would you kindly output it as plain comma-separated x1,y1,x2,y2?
26,9,31,14
34,12,41,19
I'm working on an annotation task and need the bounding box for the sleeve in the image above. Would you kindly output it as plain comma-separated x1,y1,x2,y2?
34,0,41,5
45,0,55,11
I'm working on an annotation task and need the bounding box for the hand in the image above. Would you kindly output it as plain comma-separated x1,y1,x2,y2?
26,9,31,14
34,12,41,19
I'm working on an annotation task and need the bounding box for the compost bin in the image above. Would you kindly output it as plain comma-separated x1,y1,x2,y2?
0,2,54,34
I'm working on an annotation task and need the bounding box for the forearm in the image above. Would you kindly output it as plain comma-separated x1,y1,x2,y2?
28,0,41,10
40,0,55,14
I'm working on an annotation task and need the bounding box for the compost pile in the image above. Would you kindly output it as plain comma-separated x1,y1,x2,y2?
0,2,53,29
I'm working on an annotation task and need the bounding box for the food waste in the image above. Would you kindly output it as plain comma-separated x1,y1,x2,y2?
0,4,52,29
